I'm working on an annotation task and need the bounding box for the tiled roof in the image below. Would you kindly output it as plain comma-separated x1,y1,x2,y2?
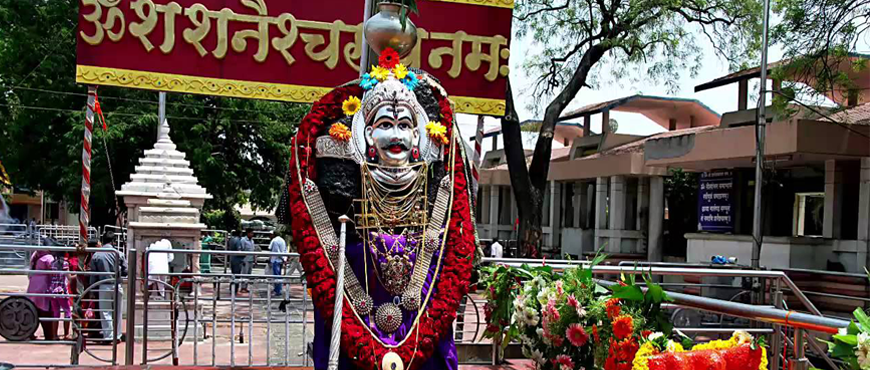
823,102,870,125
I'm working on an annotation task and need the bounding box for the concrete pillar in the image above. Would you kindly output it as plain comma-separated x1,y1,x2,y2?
636,177,650,253
572,182,583,228
609,176,626,253
480,186,491,225
489,186,500,239
824,160,844,239
858,158,870,267
648,177,665,263
602,110,611,134
583,115,591,137
594,177,609,250
548,181,563,251
738,79,748,110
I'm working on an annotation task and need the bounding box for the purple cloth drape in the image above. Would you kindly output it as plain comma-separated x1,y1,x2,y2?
312,239,458,370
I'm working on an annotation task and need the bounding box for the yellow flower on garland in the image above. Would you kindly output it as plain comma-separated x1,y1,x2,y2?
393,63,409,79
329,123,352,142
371,65,390,81
342,96,361,116
426,121,449,145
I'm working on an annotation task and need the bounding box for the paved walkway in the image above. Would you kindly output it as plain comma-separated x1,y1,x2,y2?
0,270,514,369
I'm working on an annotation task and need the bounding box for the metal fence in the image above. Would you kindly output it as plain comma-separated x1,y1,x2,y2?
0,246,857,370
0,243,124,367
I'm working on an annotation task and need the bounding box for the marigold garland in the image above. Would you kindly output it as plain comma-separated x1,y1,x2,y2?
633,332,766,370
285,81,467,370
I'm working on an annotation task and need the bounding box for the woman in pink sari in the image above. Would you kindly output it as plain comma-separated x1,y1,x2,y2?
26,248,71,340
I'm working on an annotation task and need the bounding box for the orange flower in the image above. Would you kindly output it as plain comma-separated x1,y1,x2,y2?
592,324,600,343
606,299,622,319
329,123,352,141
612,315,634,340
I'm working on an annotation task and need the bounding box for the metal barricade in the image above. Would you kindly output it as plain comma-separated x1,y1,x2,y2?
38,225,98,246
133,248,310,367
0,243,124,368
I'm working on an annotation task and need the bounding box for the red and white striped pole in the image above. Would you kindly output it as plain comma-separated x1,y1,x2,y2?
81,86,97,243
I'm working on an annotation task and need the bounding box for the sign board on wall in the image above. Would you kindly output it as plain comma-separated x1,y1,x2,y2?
75,0,513,115
698,170,734,233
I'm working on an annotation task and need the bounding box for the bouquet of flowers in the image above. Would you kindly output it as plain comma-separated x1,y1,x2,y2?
822,307,870,370
482,255,673,370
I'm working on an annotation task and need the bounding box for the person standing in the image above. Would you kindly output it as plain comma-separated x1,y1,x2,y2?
90,232,127,343
238,229,256,293
490,237,503,259
27,248,58,340
228,230,243,294
146,239,173,298
268,231,287,296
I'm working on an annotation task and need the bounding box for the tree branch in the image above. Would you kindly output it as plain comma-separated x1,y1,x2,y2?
528,43,608,191
500,78,535,216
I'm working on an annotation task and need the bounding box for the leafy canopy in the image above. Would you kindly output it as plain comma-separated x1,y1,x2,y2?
0,0,306,230
515,0,763,111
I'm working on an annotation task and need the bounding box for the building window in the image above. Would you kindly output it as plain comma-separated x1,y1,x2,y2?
793,192,824,237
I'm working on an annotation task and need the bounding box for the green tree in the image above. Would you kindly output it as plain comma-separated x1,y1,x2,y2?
0,0,305,231
771,0,869,107
501,0,762,256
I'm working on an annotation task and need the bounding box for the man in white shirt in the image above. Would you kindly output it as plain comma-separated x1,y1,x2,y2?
490,237,503,259
268,231,287,296
146,239,173,298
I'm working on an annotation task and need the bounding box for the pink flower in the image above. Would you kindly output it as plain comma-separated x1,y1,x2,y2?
550,334,564,347
567,294,579,309
567,323,590,347
554,354,575,370
555,280,564,296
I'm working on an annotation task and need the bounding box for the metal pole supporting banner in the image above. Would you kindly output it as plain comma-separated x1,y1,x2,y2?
359,0,374,76
81,86,97,243
158,92,167,140
752,0,771,271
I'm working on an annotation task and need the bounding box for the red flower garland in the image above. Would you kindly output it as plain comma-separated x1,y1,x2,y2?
285,82,473,370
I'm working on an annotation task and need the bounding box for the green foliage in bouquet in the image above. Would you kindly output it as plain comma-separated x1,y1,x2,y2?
481,254,673,370
820,308,870,370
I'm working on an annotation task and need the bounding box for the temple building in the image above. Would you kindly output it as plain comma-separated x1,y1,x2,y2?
477,55,870,273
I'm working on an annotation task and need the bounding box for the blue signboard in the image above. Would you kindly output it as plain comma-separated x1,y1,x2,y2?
698,171,734,233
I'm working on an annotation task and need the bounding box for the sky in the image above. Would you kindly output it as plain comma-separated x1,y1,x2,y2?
455,17,870,157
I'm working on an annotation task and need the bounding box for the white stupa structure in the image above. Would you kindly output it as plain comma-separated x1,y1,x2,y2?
117,118,212,252
118,119,212,340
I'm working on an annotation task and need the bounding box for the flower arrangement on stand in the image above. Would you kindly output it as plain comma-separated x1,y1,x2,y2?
481,254,673,370
822,307,870,370
482,255,777,370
